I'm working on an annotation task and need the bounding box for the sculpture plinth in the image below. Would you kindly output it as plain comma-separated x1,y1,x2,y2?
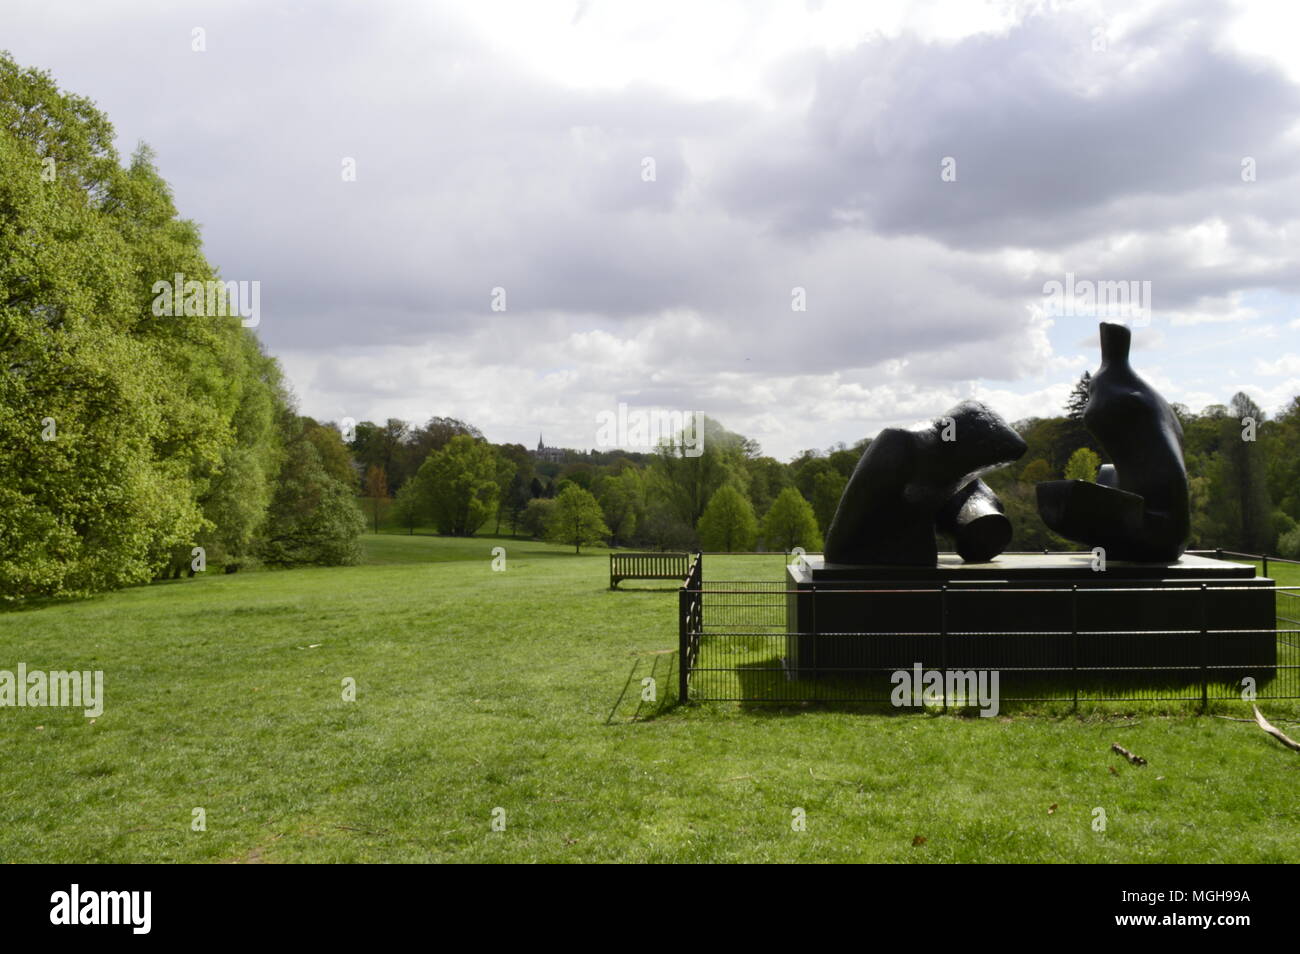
784,554,1276,684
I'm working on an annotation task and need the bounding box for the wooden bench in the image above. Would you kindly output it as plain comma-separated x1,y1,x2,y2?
610,552,693,589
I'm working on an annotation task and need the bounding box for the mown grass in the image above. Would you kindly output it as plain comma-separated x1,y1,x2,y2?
0,534,1297,863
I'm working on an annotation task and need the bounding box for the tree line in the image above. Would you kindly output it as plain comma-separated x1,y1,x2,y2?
1,54,363,601
352,376,1300,562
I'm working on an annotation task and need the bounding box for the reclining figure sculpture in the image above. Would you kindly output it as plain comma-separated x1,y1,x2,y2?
824,400,1027,566
1036,322,1189,562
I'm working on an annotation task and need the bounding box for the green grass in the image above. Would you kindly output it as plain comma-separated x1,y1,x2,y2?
1,534,1297,863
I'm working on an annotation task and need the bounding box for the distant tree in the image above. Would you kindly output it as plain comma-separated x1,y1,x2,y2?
546,485,611,553
697,484,759,551
363,465,388,532
1217,392,1274,552
636,501,698,551
374,418,411,486
761,487,823,552
744,455,793,516
302,418,358,490
1066,371,1092,421
1020,458,1053,484
1064,447,1102,482
493,443,533,534
258,421,365,566
790,453,835,503
1268,396,1300,521
811,469,847,535
594,470,640,546
408,435,500,537
521,497,555,539
406,416,484,477
649,415,749,529
391,480,421,535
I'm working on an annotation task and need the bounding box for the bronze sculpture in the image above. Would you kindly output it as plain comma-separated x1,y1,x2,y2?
1036,322,1190,562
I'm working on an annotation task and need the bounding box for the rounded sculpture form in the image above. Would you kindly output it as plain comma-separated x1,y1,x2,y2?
1035,322,1190,562
824,400,1026,566
936,478,1013,563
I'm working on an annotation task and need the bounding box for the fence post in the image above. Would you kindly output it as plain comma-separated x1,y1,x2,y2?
940,585,948,712
809,583,817,684
1071,584,1079,712
1199,582,1209,712
678,584,689,703
1263,554,1269,578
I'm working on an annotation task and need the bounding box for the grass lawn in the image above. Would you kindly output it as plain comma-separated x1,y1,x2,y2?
1,534,1298,863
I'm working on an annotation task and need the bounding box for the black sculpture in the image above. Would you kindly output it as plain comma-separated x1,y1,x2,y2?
1036,322,1189,562
824,400,1026,566
935,478,1012,563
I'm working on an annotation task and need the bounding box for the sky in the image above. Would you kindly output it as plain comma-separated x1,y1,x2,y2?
5,0,1300,460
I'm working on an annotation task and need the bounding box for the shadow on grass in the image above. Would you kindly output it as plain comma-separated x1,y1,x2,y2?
606,651,680,723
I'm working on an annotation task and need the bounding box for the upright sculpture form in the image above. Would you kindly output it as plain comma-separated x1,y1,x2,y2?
824,401,1026,565
1036,322,1190,562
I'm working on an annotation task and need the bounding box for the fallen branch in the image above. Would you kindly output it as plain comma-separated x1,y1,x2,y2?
1252,706,1300,753
1111,742,1147,766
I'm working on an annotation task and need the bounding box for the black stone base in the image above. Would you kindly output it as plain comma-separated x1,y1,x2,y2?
785,553,1276,681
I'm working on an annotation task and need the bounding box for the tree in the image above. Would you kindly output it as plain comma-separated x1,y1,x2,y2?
303,419,358,490
258,416,365,567
1020,458,1053,484
1215,392,1274,552
546,485,611,553
744,455,792,516
0,54,294,597
649,415,749,529
493,443,533,534
1064,447,1102,482
521,498,555,538
1066,371,1092,421
405,416,484,480
391,480,421,535
363,465,388,532
407,434,500,536
761,487,823,552
697,485,758,552
594,470,641,546
811,469,847,536
636,501,697,551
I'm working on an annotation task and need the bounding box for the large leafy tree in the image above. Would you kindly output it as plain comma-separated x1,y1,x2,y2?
649,415,749,529
258,413,365,567
810,469,847,536
1210,392,1274,553
697,484,758,552
0,54,356,595
1064,447,1102,482
408,434,500,536
761,487,823,552
546,485,611,553
0,54,269,596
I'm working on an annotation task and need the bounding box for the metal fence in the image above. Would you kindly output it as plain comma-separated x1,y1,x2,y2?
678,552,1300,705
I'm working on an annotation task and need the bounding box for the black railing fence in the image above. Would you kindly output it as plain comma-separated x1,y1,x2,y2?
678,551,1300,705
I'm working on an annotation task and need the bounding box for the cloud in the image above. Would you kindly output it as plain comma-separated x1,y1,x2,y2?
4,0,1299,458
